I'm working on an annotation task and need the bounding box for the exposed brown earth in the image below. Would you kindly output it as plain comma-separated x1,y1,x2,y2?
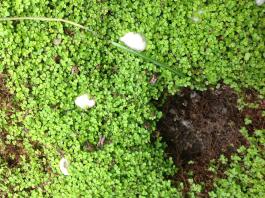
156,85,264,197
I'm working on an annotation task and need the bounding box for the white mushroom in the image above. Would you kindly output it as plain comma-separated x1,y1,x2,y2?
120,32,147,51
75,94,95,109
59,157,69,176
191,16,201,23
53,38,62,46
256,0,265,6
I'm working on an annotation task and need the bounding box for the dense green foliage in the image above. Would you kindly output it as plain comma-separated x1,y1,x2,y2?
210,128,265,197
0,0,264,197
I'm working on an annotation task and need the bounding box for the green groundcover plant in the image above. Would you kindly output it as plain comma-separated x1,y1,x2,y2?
0,0,264,197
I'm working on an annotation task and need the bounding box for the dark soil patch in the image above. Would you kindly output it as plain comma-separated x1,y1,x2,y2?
0,73,27,168
1,74,52,196
0,132,27,168
156,85,251,196
0,73,13,113
1,73,52,172
54,55,61,64
0,73,52,197
63,28,75,37
242,89,265,133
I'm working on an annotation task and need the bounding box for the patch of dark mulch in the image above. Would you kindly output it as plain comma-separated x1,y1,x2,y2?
0,73,13,112
53,55,61,64
0,73,27,168
0,132,27,168
63,28,75,37
1,74,51,172
242,89,265,133
1,74,52,196
0,73,26,168
156,85,255,197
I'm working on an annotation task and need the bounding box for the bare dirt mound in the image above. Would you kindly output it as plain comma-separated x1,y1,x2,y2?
157,85,250,196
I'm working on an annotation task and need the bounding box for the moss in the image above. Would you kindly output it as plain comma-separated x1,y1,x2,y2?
0,0,264,197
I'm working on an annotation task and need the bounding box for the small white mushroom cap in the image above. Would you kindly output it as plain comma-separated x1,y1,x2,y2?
198,10,204,15
120,32,147,51
191,16,201,23
59,158,69,176
53,38,62,46
256,0,265,6
75,94,95,109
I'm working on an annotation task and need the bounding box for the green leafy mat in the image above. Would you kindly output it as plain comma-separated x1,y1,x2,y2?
0,1,264,197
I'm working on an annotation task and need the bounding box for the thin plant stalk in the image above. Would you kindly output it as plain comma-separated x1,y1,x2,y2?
111,41,180,75
0,16,96,35
0,16,178,74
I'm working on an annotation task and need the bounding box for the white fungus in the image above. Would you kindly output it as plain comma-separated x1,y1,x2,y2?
191,16,201,23
120,32,147,51
59,158,69,176
198,10,204,15
75,94,95,109
256,0,265,6
53,38,62,46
